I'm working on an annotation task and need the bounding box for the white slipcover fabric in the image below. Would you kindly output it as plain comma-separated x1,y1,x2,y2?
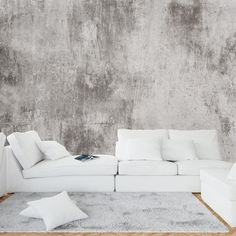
201,168,236,226
20,206,41,218
36,141,71,160
117,129,168,141
227,162,236,180
118,160,177,175
7,131,43,169
27,191,88,230
6,147,115,192
121,138,162,161
177,160,232,176
162,139,198,161
169,129,222,160
23,155,118,178
0,133,6,197
201,183,236,227
201,169,236,201
116,175,200,192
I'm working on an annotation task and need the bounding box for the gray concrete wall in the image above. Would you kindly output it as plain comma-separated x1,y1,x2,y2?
0,0,236,160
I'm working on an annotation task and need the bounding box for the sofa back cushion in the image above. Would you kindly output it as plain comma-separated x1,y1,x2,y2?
116,129,167,160
162,139,198,161
36,141,71,160
117,129,168,141
120,138,162,161
7,131,43,169
168,129,222,160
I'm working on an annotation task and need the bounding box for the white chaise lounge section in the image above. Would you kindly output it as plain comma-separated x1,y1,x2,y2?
201,168,236,227
0,133,6,197
6,130,118,192
6,146,117,192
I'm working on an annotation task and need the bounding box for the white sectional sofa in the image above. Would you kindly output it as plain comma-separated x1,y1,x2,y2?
3,129,233,193
0,133,6,197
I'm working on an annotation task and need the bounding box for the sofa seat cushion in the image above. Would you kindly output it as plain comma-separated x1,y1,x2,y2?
23,155,118,178
200,169,236,201
118,160,177,176
177,160,232,176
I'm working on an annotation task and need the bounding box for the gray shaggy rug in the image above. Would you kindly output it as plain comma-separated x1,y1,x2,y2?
0,192,228,232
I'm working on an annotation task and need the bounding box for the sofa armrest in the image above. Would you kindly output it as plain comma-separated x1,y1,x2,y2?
5,146,24,193
0,148,6,197
0,133,6,197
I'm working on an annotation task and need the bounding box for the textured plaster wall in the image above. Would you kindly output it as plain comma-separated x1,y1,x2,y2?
0,0,236,160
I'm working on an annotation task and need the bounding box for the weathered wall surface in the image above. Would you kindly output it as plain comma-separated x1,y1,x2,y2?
0,0,236,160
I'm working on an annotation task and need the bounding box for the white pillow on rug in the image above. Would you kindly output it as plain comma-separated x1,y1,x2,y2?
123,138,162,161
162,139,198,161
36,141,70,160
27,191,88,231
20,200,77,219
7,131,43,169
227,162,236,180
20,206,41,218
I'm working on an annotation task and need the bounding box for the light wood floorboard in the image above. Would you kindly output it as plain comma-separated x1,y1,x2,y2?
0,193,235,236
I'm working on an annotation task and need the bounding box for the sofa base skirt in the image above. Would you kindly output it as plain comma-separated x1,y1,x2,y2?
115,175,200,192
7,176,115,192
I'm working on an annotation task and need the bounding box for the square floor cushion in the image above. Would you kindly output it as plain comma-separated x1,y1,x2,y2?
27,191,88,230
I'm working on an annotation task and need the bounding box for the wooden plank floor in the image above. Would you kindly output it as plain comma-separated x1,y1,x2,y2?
0,193,235,236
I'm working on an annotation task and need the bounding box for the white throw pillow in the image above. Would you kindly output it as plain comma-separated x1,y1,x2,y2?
169,129,222,160
162,139,198,161
28,191,88,231
227,162,236,180
20,200,77,219
36,141,70,160
7,131,43,169
122,138,162,161
117,129,168,141
20,206,41,218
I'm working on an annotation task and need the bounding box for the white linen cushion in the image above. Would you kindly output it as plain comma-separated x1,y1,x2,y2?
7,131,43,169
162,139,198,161
20,200,77,218
169,129,222,160
0,133,6,197
201,169,236,201
117,129,168,141
28,191,88,231
122,138,162,161
118,160,177,175
115,141,126,160
227,162,236,180
177,160,232,176
23,155,118,178
36,141,70,160
20,206,41,218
